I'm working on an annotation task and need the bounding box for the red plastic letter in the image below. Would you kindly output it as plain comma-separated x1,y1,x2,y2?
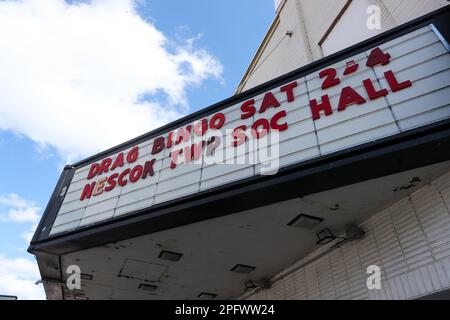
152,136,165,155
384,70,412,92
87,163,100,179
363,78,388,100
310,95,333,120
280,81,298,102
337,86,366,111
251,118,270,139
241,99,256,119
232,125,247,147
270,110,288,131
259,92,280,113
80,182,95,201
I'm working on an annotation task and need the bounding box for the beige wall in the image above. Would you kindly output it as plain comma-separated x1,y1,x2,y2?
242,168,450,300
237,0,313,92
295,0,349,60
238,0,448,92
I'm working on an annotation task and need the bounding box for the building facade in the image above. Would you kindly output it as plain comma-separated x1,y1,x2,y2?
238,0,448,92
29,1,450,300
239,0,450,300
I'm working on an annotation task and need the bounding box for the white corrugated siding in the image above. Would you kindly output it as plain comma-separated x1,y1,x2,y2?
245,169,450,300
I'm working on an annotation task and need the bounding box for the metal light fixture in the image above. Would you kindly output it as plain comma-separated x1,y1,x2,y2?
346,224,365,241
244,280,257,292
231,264,256,274
244,278,272,292
158,250,183,262
81,273,93,281
138,283,158,292
316,228,345,245
259,278,272,290
197,292,217,299
316,225,365,246
288,213,323,230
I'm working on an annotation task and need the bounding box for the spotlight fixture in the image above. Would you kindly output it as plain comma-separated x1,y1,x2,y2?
244,280,257,292
138,283,158,292
158,250,183,262
231,264,256,274
244,278,272,292
80,273,93,281
287,213,323,230
329,203,340,211
345,224,365,241
316,228,345,245
259,278,272,290
392,176,422,192
197,292,217,300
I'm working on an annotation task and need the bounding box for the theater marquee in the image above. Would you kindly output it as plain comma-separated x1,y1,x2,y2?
30,17,450,246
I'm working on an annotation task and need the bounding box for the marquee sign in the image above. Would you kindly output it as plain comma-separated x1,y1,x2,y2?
47,24,450,236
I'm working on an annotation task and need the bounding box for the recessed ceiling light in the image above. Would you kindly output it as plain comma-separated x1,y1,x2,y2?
138,283,158,292
158,250,183,262
287,213,323,230
329,204,340,211
231,264,256,274
197,292,217,300
81,273,93,281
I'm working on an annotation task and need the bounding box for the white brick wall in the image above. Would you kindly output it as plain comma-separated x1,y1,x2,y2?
245,169,450,300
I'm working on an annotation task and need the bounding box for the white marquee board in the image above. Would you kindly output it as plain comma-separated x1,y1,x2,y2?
50,25,450,235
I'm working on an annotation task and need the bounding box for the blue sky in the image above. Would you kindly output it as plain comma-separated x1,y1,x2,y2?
0,0,274,299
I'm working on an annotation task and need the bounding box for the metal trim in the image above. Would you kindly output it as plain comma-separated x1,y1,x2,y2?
29,119,450,254
431,23,450,52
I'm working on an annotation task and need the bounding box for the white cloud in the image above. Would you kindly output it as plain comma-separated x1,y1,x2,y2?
0,0,223,162
21,223,39,243
0,195,43,299
0,193,41,223
0,193,32,208
0,254,45,300
8,207,40,223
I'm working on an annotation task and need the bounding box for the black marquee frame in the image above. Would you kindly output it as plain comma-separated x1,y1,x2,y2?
29,6,450,256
